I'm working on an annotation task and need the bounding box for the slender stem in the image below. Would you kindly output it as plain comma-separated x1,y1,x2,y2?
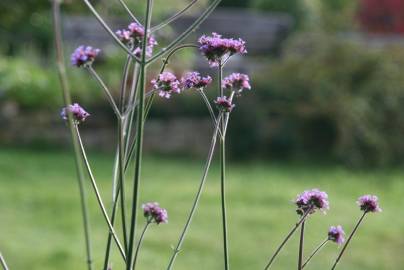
331,212,367,270
127,1,153,269
0,252,9,270
146,0,221,65
52,2,93,269
74,125,127,261
218,62,230,270
166,113,223,270
120,55,132,112
117,0,141,24
82,0,141,62
118,118,129,252
302,238,329,269
197,89,223,138
264,209,313,270
132,221,151,270
150,0,199,33
87,66,121,118
298,221,305,270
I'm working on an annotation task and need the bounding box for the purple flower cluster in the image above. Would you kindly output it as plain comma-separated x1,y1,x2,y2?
328,225,345,245
198,32,247,67
60,103,90,124
142,202,168,224
295,189,330,215
116,22,157,57
71,46,100,67
222,73,251,93
214,96,235,112
151,72,181,99
357,195,382,213
181,72,212,90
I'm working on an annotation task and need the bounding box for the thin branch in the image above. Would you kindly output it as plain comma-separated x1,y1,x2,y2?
298,221,306,270
197,89,223,137
75,125,127,261
0,252,9,270
132,221,151,269
150,0,199,33
52,1,93,269
302,238,329,269
117,0,141,24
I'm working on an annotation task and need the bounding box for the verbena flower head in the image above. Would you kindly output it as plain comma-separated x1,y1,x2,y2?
116,22,157,57
71,46,100,67
60,103,90,124
151,72,181,99
328,225,345,245
222,73,251,93
295,189,329,215
214,96,235,112
181,71,212,90
198,32,247,67
357,195,382,213
142,202,168,224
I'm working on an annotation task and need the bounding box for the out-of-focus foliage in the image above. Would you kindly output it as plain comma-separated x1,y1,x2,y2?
248,33,404,166
251,0,305,26
315,0,359,32
358,0,404,34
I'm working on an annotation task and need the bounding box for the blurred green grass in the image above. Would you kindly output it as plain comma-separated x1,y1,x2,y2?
0,148,403,270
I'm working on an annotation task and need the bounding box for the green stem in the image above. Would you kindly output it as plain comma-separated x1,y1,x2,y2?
197,89,223,138
150,0,199,33
0,252,9,270
118,118,129,252
117,0,141,24
146,0,222,65
132,221,151,270
302,238,328,269
218,62,230,270
264,209,313,270
74,125,127,261
331,212,367,270
126,1,153,269
166,113,223,270
87,66,121,118
51,2,93,269
298,221,305,270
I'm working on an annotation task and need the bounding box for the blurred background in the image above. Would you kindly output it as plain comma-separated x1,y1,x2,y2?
1,0,404,269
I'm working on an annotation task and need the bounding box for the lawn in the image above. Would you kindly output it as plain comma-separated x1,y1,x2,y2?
0,148,403,270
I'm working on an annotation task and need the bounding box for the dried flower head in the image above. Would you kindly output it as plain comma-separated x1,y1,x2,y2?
357,195,382,213
60,103,90,124
222,73,251,93
328,225,345,245
181,71,212,90
142,202,168,224
214,96,235,112
116,22,157,57
151,72,181,99
71,46,100,67
198,32,247,67
295,189,329,215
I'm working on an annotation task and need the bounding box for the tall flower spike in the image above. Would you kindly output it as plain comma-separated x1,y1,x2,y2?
71,46,100,67
357,195,382,213
222,73,251,93
181,71,212,90
142,202,168,224
295,189,329,215
151,72,181,99
60,103,90,124
328,225,345,245
214,96,235,112
198,32,247,67
116,22,157,57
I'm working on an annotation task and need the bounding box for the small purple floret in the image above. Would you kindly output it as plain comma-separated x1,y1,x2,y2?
222,73,251,92
142,202,168,224
181,71,212,90
198,32,247,67
295,189,329,215
328,225,345,245
71,46,100,67
357,195,382,213
214,96,235,112
60,103,90,124
116,22,157,57
151,72,181,99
